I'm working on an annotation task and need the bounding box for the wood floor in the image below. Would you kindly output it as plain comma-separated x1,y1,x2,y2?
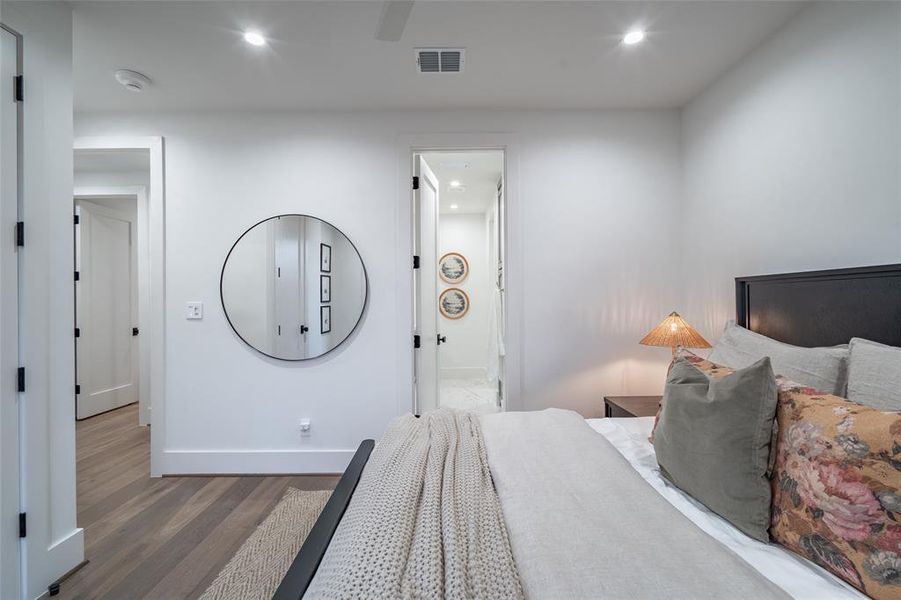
59,404,339,600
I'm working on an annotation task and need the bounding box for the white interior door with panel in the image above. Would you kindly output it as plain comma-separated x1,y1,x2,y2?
0,23,21,600
271,216,306,358
75,200,138,419
413,155,440,414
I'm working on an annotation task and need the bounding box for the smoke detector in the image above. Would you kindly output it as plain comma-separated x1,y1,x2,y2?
415,48,465,73
114,69,152,92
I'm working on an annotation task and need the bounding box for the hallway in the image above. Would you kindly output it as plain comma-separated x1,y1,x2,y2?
58,405,338,599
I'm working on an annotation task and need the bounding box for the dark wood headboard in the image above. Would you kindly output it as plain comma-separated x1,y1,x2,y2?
736,264,901,348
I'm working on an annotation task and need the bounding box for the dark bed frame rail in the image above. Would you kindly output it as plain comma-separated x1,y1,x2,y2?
736,263,901,348
273,439,374,600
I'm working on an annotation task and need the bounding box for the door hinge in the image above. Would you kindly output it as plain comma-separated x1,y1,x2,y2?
132,327,139,336
412,176,419,190
73,214,79,225
74,327,80,338
15,222,24,247
75,384,80,395
74,271,80,282
17,367,24,393
413,255,420,269
413,334,421,349
13,75,22,103
18,513,25,538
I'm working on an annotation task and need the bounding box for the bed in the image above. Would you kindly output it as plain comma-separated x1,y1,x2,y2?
274,263,901,600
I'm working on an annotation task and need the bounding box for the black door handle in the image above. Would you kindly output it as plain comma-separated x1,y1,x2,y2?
437,334,446,345
300,325,309,334
132,327,139,336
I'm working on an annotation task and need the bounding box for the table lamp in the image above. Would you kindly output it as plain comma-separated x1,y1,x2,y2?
639,311,711,356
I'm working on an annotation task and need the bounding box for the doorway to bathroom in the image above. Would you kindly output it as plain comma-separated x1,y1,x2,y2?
413,150,505,415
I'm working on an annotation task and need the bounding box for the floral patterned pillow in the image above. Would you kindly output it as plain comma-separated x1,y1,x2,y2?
674,348,734,379
770,379,901,599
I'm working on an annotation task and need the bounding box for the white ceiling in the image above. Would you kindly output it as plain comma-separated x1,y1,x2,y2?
72,1,806,112
421,151,503,215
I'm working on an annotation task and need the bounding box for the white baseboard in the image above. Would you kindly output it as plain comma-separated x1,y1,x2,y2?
440,367,488,380
160,449,357,475
30,528,84,600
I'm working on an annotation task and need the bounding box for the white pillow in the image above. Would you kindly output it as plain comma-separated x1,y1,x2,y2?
709,321,848,395
847,338,901,411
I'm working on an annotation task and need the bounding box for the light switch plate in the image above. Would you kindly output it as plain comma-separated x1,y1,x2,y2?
186,302,203,320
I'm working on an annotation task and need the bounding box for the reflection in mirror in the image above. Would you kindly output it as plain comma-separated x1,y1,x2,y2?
220,215,367,360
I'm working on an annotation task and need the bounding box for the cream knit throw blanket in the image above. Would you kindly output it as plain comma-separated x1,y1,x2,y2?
305,409,524,600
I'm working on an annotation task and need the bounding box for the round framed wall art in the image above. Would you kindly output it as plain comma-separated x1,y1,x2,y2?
439,287,470,320
439,252,469,284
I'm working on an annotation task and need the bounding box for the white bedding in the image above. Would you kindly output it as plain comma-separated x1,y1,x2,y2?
587,417,865,600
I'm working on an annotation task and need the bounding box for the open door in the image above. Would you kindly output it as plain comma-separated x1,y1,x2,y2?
413,155,440,414
75,200,138,419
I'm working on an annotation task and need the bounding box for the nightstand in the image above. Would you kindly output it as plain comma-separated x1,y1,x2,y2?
603,396,662,418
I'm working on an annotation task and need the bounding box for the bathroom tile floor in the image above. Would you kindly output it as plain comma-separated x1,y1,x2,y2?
440,378,500,414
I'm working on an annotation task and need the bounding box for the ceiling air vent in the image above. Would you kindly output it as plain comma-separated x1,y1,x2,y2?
416,48,465,73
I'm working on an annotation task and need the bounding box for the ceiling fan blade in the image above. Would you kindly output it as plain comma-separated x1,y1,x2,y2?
375,0,414,42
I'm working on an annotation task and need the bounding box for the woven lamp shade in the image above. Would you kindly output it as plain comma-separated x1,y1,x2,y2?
639,311,711,352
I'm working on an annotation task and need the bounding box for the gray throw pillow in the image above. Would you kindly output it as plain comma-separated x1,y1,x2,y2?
847,338,901,410
709,320,848,396
653,356,777,542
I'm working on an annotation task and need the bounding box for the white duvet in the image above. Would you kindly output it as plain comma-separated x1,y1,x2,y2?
587,417,864,600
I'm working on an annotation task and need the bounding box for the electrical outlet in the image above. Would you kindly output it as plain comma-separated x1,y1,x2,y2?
299,419,311,435
186,302,203,320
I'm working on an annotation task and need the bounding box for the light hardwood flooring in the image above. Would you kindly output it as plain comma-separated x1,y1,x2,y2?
58,404,339,600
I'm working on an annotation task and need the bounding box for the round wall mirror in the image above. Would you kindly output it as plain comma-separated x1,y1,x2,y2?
220,215,367,360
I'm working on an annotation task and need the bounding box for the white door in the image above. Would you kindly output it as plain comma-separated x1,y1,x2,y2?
76,200,138,419
413,155,440,414
271,216,306,358
0,24,21,600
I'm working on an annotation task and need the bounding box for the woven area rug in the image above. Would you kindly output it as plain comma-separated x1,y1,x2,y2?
199,488,331,600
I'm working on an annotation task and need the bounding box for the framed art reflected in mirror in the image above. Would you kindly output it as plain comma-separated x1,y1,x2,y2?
439,287,469,319
320,274,331,303
439,252,468,284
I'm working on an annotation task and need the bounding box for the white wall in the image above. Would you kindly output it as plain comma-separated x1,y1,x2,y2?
681,1,901,341
74,168,148,188
74,109,682,474
439,213,491,380
2,2,83,598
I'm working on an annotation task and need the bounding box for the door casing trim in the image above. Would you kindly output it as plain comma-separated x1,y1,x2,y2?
397,134,522,414
73,137,166,476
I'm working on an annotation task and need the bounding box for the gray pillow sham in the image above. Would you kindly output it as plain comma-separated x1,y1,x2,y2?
847,337,901,411
653,356,777,542
709,320,848,395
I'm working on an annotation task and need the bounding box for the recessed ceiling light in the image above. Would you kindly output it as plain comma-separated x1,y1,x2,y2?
450,204,459,210
449,180,461,188
243,30,266,46
622,29,645,45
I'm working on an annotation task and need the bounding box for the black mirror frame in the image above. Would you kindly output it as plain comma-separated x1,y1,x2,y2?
219,214,369,361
